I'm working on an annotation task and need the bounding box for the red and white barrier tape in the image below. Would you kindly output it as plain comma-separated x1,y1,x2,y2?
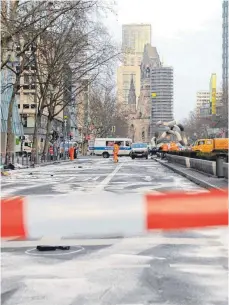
1,190,228,240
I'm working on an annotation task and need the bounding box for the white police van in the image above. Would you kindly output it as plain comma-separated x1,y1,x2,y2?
94,138,132,158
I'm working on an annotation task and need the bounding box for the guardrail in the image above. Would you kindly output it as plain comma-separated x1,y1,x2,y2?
223,163,228,179
165,154,228,179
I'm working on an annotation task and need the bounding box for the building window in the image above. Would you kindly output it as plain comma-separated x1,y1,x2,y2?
24,74,29,84
30,104,36,109
23,104,30,109
18,104,20,109
21,114,27,127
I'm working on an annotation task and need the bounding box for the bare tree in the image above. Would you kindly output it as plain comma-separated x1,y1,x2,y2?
32,4,120,154
2,0,102,162
182,109,228,143
88,82,128,138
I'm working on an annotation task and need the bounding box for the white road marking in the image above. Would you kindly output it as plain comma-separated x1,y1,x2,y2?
95,163,123,192
170,264,227,275
108,264,150,269
66,176,77,182
143,176,152,181
82,176,100,182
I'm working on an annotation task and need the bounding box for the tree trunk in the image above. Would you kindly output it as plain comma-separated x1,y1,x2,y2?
5,75,20,165
43,117,52,155
32,111,41,163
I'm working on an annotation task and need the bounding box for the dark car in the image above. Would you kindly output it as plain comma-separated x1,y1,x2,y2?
130,143,149,159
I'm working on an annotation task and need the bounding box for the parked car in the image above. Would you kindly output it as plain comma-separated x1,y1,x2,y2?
130,143,149,159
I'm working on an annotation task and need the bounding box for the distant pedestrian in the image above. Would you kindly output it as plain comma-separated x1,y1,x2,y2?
74,145,78,159
69,146,74,161
49,146,54,161
113,142,120,163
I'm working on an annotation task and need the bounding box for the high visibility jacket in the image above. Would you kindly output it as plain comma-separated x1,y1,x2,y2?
113,144,119,154
161,144,168,152
169,142,178,151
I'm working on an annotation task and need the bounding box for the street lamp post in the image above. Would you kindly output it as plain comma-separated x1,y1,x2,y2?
63,115,68,159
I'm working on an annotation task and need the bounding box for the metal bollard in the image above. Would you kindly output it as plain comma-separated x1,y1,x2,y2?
216,155,225,178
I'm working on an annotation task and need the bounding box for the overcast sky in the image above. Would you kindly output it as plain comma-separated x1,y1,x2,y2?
106,0,222,121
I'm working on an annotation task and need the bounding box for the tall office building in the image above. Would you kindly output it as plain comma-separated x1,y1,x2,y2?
196,74,223,117
150,66,174,135
196,90,222,117
117,24,151,107
122,24,151,66
222,1,228,106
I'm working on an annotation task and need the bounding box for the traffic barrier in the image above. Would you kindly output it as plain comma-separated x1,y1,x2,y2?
223,163,228,179
166,154,187,167
1,190,228,240
189,158,216,176
166,154,218,176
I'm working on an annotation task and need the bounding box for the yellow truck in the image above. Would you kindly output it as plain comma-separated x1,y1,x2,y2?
192,138,228,154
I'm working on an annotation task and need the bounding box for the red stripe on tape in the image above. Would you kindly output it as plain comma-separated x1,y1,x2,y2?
1,197,27,238
146,190,228,230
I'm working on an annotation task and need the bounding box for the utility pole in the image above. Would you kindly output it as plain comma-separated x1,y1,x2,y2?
83,79,89,155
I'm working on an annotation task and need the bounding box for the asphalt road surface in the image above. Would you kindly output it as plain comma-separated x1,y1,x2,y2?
1,156,228,305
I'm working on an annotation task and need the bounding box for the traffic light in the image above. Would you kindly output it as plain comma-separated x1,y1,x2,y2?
69,135,73,140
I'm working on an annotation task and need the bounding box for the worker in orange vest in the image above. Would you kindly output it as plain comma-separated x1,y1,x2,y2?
169,142,178,151
113,142,120,163
161,143,168,159
69,146,74,161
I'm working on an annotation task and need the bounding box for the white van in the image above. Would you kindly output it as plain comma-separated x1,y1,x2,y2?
94,138,132,158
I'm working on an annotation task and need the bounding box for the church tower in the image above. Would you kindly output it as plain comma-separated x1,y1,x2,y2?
128,75,136,113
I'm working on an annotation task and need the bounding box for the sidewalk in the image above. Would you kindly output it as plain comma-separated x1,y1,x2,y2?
154,158,228,191
1,158,80,174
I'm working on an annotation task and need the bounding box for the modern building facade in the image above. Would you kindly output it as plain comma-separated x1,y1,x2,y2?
117,24,151,107
196,73,223,118
122,24,151,66
150,66,174,135
16,45,64,151
222,0,228,107
196,91,223,117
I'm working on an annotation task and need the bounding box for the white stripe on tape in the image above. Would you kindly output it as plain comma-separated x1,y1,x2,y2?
26,193,146,239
